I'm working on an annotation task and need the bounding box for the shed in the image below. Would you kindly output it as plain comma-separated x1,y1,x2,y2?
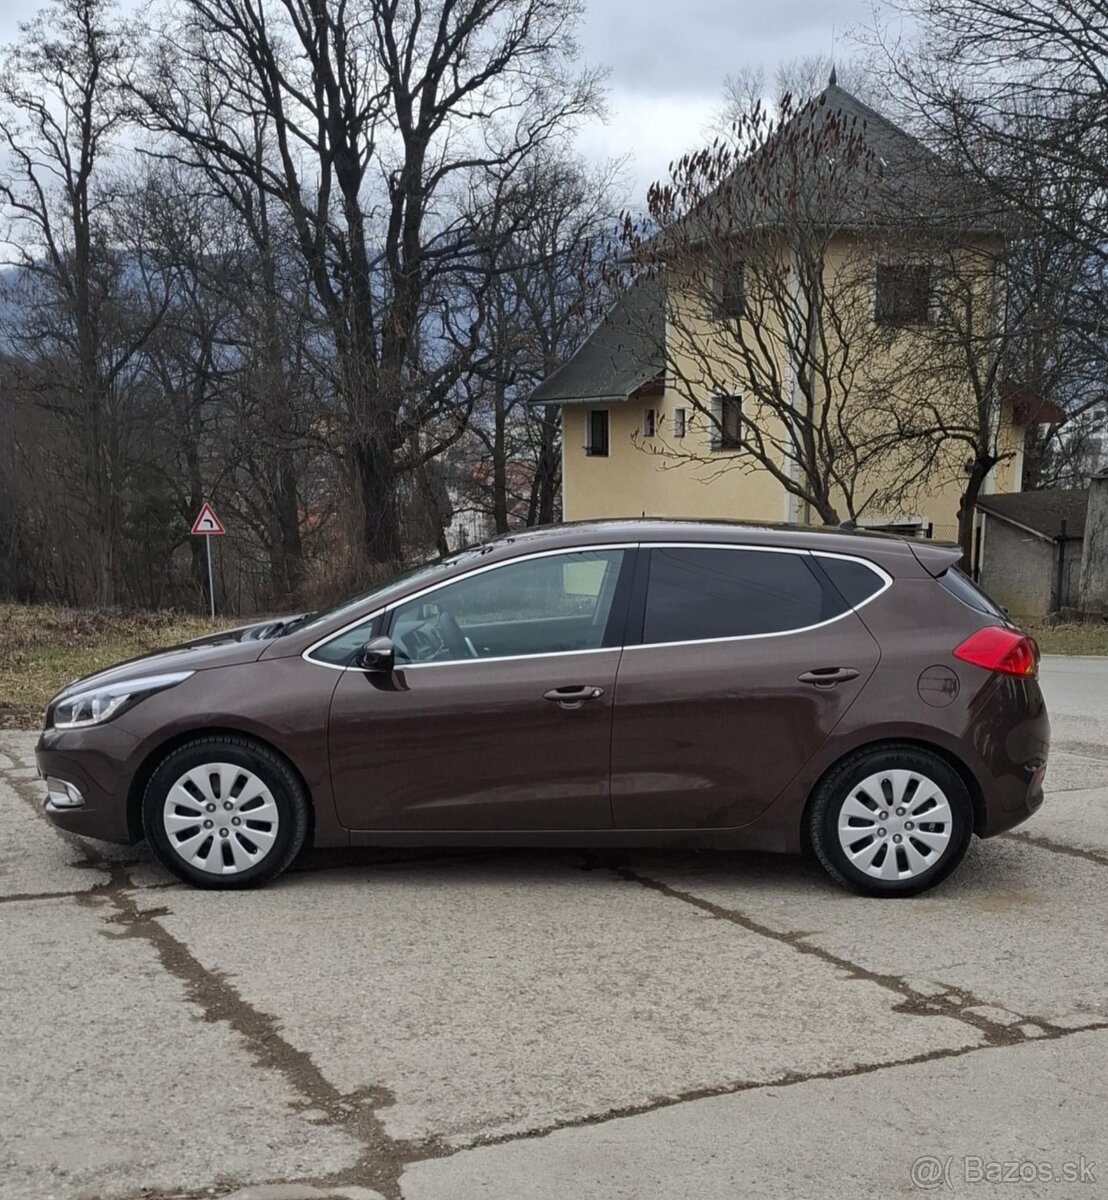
975,490,1087,617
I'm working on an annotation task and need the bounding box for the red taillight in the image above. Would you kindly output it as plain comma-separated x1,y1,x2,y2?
953,627,1040,678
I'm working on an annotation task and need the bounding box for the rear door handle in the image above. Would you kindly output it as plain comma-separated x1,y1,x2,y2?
797,667,860,688
543,685,605,710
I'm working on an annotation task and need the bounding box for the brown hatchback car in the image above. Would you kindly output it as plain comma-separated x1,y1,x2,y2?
37,520,1049,896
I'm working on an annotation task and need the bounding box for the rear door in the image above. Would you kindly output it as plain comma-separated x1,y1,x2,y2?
610,544,883,830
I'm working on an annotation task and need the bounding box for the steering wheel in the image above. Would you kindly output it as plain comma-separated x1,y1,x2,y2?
437,609,476,658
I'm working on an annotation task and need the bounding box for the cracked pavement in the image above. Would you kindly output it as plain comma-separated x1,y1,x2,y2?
1,656,1105,1199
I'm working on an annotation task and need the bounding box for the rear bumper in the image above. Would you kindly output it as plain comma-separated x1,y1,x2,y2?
35,725,142,845
977,762,1046,837
971,675,1050,839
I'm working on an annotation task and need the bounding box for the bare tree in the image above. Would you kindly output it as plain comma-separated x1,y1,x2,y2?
132,0,603,564
862,5,1108,499
0,0,166,605
720,57,873,128
871,0,1108,267
449,154,621,538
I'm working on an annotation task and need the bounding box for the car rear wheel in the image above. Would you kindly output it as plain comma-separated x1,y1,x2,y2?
808,744,973,897
142,736,309,889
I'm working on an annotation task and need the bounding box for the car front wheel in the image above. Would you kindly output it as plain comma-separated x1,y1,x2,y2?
808,744,973,897
142,735,309,889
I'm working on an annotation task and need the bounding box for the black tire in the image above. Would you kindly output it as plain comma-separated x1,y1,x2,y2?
808,743,973,898
142,735,310,889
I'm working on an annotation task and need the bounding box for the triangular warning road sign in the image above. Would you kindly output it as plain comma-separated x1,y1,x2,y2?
190,502,226,536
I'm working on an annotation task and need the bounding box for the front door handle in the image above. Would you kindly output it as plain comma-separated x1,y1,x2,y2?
543,685,605,710
797,667,860,688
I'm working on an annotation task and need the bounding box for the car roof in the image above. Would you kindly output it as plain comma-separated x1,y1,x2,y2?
481,518,930,561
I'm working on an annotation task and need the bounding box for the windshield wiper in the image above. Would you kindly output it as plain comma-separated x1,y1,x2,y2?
274,612,316,637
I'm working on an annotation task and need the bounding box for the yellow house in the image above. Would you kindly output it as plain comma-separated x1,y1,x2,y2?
531,82,1031,543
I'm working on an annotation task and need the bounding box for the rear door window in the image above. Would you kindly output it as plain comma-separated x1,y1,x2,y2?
641,547,841,644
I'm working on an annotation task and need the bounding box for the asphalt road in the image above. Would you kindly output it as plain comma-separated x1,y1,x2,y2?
1,656,1105,1200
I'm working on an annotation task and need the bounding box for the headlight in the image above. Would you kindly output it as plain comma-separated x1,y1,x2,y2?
51,671,194,730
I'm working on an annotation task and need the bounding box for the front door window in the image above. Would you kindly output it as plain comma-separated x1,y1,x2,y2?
389,549,626,665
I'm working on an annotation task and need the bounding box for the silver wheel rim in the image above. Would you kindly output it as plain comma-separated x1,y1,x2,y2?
837,769,953,881
162,763,279,875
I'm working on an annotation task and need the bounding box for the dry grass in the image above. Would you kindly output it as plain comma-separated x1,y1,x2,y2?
0,604,221,729
1023,619,1108,658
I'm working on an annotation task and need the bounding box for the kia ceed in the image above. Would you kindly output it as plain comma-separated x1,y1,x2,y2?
37,520,1050,896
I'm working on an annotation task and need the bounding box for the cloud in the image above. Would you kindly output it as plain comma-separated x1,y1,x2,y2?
571,0,872,197
577,0,869,97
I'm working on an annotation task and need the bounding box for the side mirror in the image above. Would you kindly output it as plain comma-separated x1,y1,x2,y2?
357,635,395,673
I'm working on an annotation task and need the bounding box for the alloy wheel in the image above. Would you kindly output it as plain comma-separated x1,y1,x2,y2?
836,769,953,881
162,762,280,875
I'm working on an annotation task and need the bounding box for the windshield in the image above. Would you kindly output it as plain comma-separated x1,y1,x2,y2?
285,545,495,636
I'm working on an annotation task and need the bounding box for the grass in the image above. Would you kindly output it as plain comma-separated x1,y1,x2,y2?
0,604,221,729
1023,619,1108,658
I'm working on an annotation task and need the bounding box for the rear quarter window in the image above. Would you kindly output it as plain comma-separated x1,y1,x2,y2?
938,567,1007,617
815,555,888,608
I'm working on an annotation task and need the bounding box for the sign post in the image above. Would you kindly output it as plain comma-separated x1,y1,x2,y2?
190,502,226,618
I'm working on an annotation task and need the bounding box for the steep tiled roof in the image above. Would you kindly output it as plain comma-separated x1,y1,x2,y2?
528,280,664,405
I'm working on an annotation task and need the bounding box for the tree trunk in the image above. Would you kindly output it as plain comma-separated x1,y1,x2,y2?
354,439,402,563
270,457,304,598
957,459,993,564
530,404,561,525
492,385,509,534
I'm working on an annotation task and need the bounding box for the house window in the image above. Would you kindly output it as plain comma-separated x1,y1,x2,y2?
587,408,609,457
875,263,931,325
672,407,687,439
643,408,656,438
714,259,746,320
711,395,743,450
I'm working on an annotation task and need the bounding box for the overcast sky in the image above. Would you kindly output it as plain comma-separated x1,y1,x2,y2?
575,0,874,198
0,0,874,203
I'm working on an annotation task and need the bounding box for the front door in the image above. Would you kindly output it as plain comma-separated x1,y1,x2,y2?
610,545,882,829
328,547,631,830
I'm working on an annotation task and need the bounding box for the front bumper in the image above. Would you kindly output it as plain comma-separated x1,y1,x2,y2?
36,724,143,845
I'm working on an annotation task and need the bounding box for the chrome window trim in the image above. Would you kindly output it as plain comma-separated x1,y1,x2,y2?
301,544,636,672
622,543,892,652
300,540,891,671
398,645,622,671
